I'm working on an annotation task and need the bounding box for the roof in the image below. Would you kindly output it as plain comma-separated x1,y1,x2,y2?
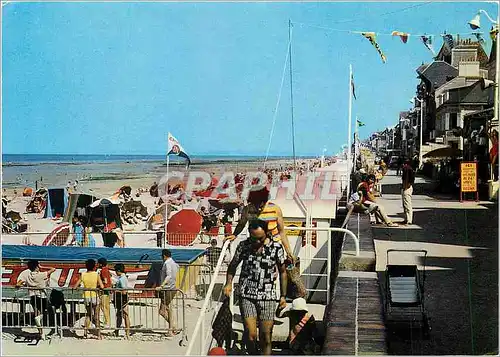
436,39,489,68
464,107,494,119
416,61,458,90
416,63,429,74
435,77,476,94
1,245,206,264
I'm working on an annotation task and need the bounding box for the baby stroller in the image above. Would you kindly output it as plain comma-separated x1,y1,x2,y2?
384,249,430,339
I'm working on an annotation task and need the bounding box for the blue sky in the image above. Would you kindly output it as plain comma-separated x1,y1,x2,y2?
2,2,498,156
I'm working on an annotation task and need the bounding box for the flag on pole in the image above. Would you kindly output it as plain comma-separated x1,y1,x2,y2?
356,119,365,127
167,132,191,167
361,32,387,63
351,72,357,100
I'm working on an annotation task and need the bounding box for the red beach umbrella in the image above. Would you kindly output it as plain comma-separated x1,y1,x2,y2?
166,209,203,246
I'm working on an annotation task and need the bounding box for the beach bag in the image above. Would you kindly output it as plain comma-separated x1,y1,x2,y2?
286,262,307,299
212,298,233,348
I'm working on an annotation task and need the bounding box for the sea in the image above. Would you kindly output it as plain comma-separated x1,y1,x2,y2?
1,154,309,188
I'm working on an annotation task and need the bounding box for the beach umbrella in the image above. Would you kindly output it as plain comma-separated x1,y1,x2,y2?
166,209,202,246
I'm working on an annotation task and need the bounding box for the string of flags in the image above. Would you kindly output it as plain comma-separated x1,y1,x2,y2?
295,21,498,63
361,32,387,63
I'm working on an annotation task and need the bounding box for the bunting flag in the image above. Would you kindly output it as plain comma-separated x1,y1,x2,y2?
490,27,499,41
351,72,357,100
473,32,485,44
357,119,365,127
442,33,455,50
361,32,387,63
420,35,436,56
391,31,410,43
167,132,191,167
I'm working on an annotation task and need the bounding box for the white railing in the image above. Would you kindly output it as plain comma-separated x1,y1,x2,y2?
185,239,231,356
185,225,360,356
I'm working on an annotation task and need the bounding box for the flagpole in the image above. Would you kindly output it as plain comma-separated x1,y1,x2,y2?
355,117,359,169
165,152,170,246
347,64,353,196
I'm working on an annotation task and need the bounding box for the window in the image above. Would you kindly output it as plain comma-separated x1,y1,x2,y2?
450,113,458,129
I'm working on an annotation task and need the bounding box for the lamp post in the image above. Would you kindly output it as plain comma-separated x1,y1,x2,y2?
468,9,499,183
411,97,424,170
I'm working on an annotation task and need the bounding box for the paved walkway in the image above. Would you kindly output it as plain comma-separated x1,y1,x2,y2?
374,170,498,355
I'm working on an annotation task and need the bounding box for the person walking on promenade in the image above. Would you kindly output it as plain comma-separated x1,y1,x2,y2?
113,264,131,339
16,260,56,340
156,249,180,336
401,159,415,225
98,258,112,329
73,259,104,339
223,219,288,355
358,175,397,227
225,186,295,263
396,156,404,176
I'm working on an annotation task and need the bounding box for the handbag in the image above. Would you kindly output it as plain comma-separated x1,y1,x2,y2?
212,298,233,348
286,263,307,299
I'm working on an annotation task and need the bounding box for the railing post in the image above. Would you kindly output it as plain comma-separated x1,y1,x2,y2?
200,319,205,355
327,231,332,304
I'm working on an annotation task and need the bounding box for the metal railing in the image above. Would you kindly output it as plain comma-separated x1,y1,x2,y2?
185,239,231,355
185,225,360,355
2,230,231,248
2,286,187,344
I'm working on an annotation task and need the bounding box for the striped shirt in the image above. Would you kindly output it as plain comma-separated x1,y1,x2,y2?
248,202,280,240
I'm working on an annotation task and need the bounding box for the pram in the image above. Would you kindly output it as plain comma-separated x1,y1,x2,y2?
384,249,430,338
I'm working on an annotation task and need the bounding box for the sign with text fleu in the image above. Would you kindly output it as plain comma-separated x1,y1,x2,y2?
1,263,155,297
460,162,477,193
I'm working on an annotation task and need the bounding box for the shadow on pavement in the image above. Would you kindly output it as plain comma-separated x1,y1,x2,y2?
373,204,498,355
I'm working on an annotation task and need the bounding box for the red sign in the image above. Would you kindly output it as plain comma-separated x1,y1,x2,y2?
300,221,317,248
1,263,155,296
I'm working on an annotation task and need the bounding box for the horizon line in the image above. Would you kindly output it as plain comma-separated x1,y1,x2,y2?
2,153,326,157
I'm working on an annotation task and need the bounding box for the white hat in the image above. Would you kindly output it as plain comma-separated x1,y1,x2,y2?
277,297,308,317
359,168,366,174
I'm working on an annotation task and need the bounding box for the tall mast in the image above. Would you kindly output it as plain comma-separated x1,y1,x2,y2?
288,19,297,171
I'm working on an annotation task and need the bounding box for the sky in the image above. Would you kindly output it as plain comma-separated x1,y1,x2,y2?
2,1,498,156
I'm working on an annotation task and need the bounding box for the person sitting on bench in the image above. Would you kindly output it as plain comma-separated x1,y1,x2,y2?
357,174,397,227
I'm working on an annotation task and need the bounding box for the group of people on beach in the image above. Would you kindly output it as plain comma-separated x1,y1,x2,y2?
16,249,180,341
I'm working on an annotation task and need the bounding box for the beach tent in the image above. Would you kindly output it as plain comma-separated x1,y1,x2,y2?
88,197,122,232
44,188,69,219
63,193,98,224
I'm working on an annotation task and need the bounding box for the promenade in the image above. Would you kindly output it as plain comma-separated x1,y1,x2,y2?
374,170,498,355
324,169,498,355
